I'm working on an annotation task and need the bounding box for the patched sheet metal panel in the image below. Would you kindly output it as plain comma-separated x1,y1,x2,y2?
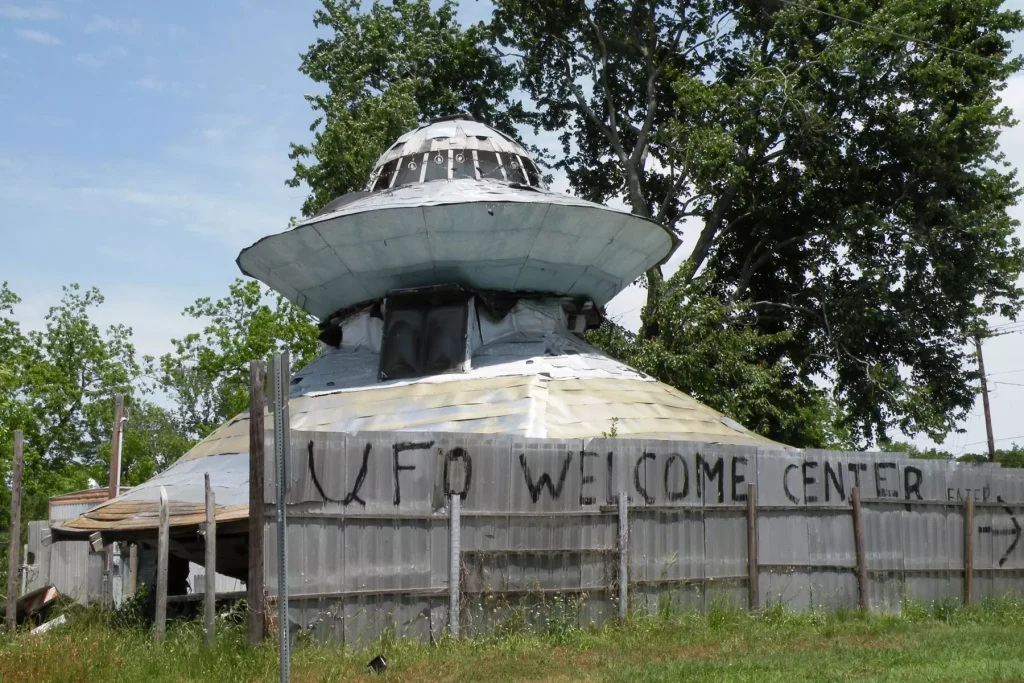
238,179,675,318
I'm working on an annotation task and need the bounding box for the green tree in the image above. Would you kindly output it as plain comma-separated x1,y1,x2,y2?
589,272,851,448
158,279,319,440
491,0,1024,446
287,0,532,217
0,284,153,525
289,0,1024,447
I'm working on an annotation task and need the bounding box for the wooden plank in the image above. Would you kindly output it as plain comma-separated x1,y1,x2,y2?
964,495,974,605
204,473,217,647
247,359,266,645
851,487,868,611
155,486,169,643
747,483,759,611
127,544,138,599
6,430,23,631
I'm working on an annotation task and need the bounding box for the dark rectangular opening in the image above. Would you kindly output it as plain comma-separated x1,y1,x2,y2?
379,287,470,381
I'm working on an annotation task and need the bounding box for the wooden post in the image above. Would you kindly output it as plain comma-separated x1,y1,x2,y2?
127,544,138,599
964,495,974,605
975,337,997,461
449,492,461,637
6,430,23,631
105,394,125,608
746,483,759,611
248,360,266,646
851,487,868,611
155,486,169,643
204,472,217,647
617,493,628,620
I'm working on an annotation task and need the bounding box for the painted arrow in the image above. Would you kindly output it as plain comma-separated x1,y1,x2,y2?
978,496,1021,567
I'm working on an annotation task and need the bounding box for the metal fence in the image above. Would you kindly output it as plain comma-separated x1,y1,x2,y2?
263,431,1024,643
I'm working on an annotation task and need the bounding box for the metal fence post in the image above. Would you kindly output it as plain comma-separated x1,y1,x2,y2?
155,486,169,643
851,487,868,611
449,492,461,638
618,493,628,620
204,472,217,647
964,495,974,605
746,483,759,611
272,352,291,683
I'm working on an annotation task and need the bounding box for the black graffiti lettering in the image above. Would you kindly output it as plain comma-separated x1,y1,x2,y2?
783,464,800,504
634,452,656,504
904,466,923,502
518,451,574,503
393,441,433,505
697,455,724,503
802,461,819,503
874,462,898,498
580,451,598,505
606,451,615,505
443,447,473,499
731,456,748,502
664,453,689,502
848,463,867,490
307,440,369,507
824,461,845,503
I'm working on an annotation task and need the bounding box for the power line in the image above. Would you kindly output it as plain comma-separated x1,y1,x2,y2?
988,368,1024,377
991,380,1024,388
777,0,1008,66
964,434,1024,447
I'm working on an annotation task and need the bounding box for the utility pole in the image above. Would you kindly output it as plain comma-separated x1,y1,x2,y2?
975,336,996,462
106,393,125,609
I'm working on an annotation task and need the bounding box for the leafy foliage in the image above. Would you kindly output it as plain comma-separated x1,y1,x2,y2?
490,0,1024,446
287,0,533,217
0,285,177,526
157,278,319,440
882,438,1024,467
589,273,850,448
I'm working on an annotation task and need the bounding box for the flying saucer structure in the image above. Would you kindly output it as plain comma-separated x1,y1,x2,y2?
57,114,788,578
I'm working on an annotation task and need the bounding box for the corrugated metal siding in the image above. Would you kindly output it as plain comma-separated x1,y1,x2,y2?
261,431,1024,643
49,541,93,604
50,502,96,522
25,521,50,593
188,563,245,594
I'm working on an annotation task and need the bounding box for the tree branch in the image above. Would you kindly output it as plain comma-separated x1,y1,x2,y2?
735,232,810,297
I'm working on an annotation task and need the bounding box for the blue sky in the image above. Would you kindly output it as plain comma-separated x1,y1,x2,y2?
1,0,1023,454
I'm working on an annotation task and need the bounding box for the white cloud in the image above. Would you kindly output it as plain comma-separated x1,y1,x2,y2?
16,28,60,44
74,46,128,68
135,77,191,98
0,3,60,20
74,52,104,68
84,15,140,34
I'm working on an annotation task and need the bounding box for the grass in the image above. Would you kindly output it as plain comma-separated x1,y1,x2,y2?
5,597,1024,682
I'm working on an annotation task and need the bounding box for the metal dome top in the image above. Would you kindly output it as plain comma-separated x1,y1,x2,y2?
366,114,546,191
237,114,679,320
